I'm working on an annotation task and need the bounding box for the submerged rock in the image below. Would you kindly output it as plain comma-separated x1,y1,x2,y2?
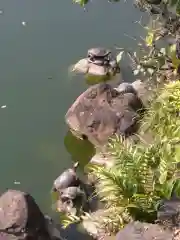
65,82,144,147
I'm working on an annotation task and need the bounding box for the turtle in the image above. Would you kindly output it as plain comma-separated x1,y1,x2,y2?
114,82,137,95
60,186,86,202
53,162,80,192
87,48,111,65
56,198,77,215
58,187,88,215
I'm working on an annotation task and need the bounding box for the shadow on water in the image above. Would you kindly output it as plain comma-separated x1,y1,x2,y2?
50,131,95,240
47,127,95,239
85,73,111,85
62,224,93,240
64,130,95,168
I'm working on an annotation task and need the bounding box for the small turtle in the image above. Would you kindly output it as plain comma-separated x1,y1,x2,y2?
53,162,80,192
87,48,111,65
88,48,111,59
56,198,77,215
58,187,87,215
60,186,86,202
114,82,137,95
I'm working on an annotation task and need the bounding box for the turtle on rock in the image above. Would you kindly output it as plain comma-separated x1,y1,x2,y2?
60,186,86,202
87,48,111,66
72,47,120,76
52,162,80,192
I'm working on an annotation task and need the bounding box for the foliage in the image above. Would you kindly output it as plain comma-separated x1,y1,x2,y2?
142,81,180,140
168,0,180,15
86,82,180,233
60,82,180,232
59,0,180,235
60,212,81,229
72,0,180,15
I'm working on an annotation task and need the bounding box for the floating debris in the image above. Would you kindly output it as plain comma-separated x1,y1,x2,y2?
21,21,27,26
0,10,3,14
14,180,21,185
1,105,6,109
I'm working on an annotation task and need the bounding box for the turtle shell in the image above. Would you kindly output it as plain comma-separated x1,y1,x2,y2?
53,169,79,191
87,48,111,58
60,187,84,200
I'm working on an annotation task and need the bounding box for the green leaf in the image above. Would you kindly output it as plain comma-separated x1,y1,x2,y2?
159,163,167,184
73,0,88,6
145,32,154,47
169,0,178,6
161,179,175,199
176,0,180,15
173,179,180,197
169,44,180,69
127,203,139,209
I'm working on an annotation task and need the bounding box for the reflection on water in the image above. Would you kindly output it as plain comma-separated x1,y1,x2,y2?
64,130,95,168
85,73,111,85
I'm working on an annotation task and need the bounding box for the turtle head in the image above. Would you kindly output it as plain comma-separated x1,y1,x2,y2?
73,162,79,171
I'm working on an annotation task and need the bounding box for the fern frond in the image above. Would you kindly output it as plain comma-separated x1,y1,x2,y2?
60,213,81,229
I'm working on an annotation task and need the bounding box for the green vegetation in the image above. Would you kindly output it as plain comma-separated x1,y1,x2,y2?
89,81,180,233
60,0,180,237
73,0,180,15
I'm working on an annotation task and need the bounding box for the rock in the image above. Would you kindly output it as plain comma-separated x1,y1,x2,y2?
86,152,115,185
88,63,109,76
45,215,65,240
157,197,180,228
72,58,89,74
132,80,152,107
0,189,53,240
65,82,144,147
72,58,119,77
90,152,114,168
115,221,173,240
82,209,110,240
72,58,109,76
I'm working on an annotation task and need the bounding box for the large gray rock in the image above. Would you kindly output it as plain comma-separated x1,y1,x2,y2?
65,82,144,147
0,189,56,240
115,221,173,240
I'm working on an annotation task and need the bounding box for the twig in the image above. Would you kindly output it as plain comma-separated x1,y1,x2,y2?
124,33,137,41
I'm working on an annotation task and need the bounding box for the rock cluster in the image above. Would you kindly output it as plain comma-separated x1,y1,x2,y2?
65,82,145,148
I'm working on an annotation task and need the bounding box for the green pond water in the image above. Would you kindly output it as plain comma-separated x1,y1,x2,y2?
0,0,146,238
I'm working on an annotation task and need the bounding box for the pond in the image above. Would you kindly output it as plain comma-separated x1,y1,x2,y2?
0,0,146,238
